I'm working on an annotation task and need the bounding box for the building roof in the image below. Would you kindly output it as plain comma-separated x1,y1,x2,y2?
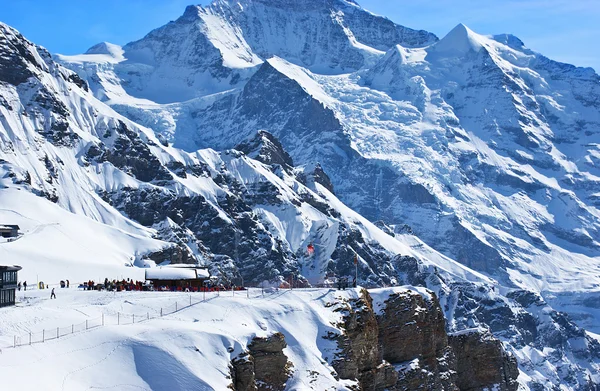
145,266,210,281
0,265,22,271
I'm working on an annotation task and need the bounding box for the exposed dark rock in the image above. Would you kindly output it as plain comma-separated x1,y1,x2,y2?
231,333,291,391
328,288,521,391
66,72,89,91
449,330,519,391
99,121,172,182
236,130,294,171
0,24,44,85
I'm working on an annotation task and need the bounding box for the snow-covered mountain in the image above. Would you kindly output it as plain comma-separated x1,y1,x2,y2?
2,0,600,388
59,0,600,323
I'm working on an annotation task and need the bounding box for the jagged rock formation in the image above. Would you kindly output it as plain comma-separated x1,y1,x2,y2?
231,333,291,391
328,288,517,391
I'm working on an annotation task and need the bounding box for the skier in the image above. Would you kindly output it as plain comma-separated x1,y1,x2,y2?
17,282,21,291
66,279,70,288
50,288,56,299
23,281,27,291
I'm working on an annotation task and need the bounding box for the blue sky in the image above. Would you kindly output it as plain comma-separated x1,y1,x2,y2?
2,0,599,71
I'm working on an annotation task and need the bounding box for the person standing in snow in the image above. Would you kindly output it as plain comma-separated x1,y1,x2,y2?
23,281,27,291
50,288,56,299
17,282,21,291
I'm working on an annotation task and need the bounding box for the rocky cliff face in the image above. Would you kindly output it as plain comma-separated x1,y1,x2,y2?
449,330,519,391
326,288,517,391
231,333,291,391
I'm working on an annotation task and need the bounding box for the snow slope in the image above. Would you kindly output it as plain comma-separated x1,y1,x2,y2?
0,288,359,391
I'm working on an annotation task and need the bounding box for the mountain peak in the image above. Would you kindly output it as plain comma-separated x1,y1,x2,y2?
85,42,124,58
429,23,484,56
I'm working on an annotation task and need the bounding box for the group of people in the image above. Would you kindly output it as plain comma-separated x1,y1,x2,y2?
81,278,150,292
17,280,58,299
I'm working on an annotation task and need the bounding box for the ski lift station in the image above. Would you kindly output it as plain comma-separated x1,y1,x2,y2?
0,265,22,307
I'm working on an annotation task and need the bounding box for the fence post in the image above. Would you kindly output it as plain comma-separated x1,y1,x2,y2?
86,320,88,330
147,312,149,320
232,286,234,297
190,295,192,306
160,308,163,317
72,324,74,334
132,314,135,324
175,302,178,312
29,332,31,345
42,329,45,343
203,289,205,301
57,327,59,339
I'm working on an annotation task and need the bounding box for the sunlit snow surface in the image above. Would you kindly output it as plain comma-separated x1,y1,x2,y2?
0,288,368,391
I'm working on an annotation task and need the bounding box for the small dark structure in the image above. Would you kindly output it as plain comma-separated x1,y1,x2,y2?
0,265,22,307
0,225,19,238
145,265,210,291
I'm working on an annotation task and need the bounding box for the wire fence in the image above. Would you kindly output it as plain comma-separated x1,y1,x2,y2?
3,288,263,350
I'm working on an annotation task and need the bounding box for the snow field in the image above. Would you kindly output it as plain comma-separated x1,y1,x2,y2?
0,287,395,390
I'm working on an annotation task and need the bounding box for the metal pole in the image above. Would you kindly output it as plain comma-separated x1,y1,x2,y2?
147,312,149,320
102,314,104,326
190,295,192,306
57,327,59,339
175,302,178,312
203,289,205,301
72,324,74,334
86,320,88,330
160,308,163,317
29,332,31,345
43,329,45,342
133,314,135,324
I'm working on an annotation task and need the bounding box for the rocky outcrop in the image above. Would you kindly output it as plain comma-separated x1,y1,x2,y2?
449,330,519,391
235,130,294,172
331,289,397,390
378,290,458,391
231,333,291,391
330,289,518,391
